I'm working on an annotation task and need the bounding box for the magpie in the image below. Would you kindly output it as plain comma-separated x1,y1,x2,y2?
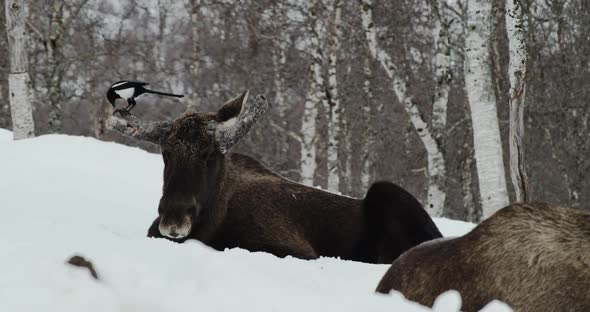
106,80,184,114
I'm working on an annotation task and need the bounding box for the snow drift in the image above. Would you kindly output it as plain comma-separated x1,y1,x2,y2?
0,130,509,312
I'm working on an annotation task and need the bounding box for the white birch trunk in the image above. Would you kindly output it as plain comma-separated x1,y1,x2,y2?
300,0,325,186
506,0,530,202
5,0,34,139
360,0,445,216
465,0,509,217
327,0,342,192
360,57,373,190
430,0,451,145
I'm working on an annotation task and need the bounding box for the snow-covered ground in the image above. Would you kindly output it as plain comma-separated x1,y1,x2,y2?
0,130,509,312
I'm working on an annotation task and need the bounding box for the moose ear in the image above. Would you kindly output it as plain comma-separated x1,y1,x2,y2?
217,90,249,123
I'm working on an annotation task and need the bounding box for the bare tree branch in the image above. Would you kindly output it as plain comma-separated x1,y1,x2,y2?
26,20,45,42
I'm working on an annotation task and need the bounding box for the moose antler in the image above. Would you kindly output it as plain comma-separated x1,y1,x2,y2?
212,94,269,154
106,112,172,144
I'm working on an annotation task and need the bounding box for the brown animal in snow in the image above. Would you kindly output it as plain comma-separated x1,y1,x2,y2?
376,202,590,311
107,91,442,263
67,255,99,280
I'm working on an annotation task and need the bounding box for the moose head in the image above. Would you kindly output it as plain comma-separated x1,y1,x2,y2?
107,91,268,239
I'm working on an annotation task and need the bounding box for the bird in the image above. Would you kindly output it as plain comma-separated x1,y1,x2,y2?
106,80,184,114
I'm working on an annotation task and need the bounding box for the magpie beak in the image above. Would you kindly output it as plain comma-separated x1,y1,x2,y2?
106,80,184,114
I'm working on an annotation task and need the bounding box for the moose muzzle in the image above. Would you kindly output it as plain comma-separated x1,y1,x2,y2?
158,198,201,239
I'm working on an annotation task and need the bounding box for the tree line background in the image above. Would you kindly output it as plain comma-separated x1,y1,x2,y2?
1,0,589,221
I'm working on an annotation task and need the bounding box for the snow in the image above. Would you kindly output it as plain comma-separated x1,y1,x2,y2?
0,128,12,141
434,217,476,237
0,131,507,312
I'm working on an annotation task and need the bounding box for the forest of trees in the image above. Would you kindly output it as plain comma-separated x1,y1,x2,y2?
2,0,589,221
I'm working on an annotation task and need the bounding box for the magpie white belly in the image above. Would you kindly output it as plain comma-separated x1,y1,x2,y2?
115,88,135,100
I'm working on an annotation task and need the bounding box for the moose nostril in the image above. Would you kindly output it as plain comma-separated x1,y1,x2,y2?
169,231,179,238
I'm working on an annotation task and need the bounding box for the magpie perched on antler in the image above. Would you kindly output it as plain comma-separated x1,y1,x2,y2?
106,80,184,114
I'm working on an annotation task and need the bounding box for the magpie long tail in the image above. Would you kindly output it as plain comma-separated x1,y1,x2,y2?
144,89,184,98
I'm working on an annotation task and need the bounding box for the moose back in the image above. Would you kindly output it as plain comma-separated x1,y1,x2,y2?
376,202,590,311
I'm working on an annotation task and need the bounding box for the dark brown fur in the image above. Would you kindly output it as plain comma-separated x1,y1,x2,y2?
376,202,590,311
146,94,442,263
67,255,99,280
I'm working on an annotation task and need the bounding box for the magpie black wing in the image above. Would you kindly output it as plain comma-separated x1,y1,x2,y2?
110,80,149,90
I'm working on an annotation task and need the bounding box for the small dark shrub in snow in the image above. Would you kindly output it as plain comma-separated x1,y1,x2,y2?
108,91,442,263
67,255,99,280
376,202,590,311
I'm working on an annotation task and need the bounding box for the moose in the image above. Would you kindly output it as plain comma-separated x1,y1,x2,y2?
376,201,590,311
107,91,442,263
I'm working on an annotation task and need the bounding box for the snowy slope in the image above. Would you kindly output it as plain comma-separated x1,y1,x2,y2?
0,128,11,141
0,131,507,312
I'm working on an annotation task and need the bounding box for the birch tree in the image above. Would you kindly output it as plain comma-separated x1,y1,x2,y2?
360,0,447,216
271,2,288,121
300,0,326,186
5,0,35,139
187,0,201,110
429,0,451,154
464,0,509,217
506,0,530,202
360,56,374,190
428,0,452,215
326,0,343,192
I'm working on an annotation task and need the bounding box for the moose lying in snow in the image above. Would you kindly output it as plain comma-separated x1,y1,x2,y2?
376,201,590,311
107,91,442,263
